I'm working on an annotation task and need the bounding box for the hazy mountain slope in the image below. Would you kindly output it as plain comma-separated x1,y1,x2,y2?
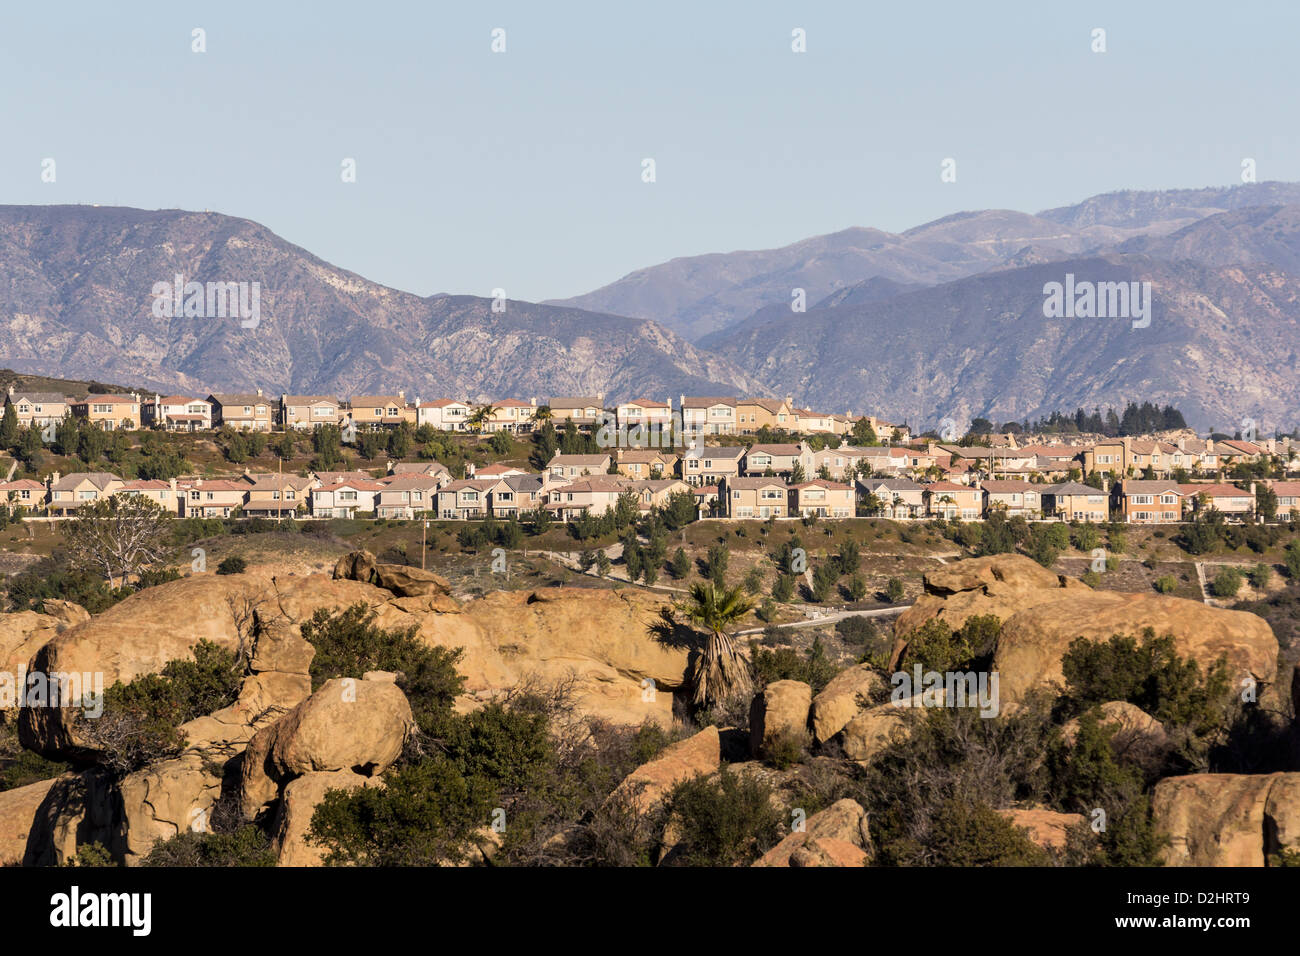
549,184,1300,342
0,205,758,402
707,253,1300,433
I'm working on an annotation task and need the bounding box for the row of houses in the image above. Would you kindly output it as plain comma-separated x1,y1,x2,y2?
4,386,903,440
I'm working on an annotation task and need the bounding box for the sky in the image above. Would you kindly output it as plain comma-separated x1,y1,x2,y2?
2,1,1297,302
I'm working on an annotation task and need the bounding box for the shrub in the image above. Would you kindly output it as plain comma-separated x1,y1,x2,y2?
1153,575,1177,594
884,578,905,603
299,603,465,734
1248,563,1272,590
216,555,247,575
1210,567,1244,599
143,825,276,867
77,640,243,776
658,768,783,866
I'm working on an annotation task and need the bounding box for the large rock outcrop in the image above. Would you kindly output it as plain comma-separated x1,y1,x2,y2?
0,776,62,865
894,555,1279,704
1153,772,1300,866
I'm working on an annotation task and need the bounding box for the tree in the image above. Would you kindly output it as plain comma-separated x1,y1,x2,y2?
674,581,756,709
851,418,879,446
63,494,171,588
56,414,79,456
1257,484,1279,523
312,424,344,471
670,547,691,580
0,402,17,448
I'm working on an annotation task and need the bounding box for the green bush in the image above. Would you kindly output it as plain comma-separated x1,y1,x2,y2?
1210,567,1243,599
884,577,905,603
300,603,465,734
216,555,247,575
1153,575,1177,594
78,640,243,775
143,825,276,867
659,768,783,866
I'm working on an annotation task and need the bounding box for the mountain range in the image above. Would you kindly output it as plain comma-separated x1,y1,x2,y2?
2,184,1300,432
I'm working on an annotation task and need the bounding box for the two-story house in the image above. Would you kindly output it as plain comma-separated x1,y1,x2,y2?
208,392,273,432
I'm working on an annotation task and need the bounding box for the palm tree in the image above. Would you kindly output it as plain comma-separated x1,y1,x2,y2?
467,404,497,434
675,581,756,709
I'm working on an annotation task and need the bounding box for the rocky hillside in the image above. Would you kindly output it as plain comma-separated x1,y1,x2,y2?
0,205,756,403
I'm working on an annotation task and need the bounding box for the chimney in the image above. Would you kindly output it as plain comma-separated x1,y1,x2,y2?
5,385,12,397
785,394,793,407
50,470,60,486
399,390,405,401
256,388,263,397
530,397,536,406
195,477,203,488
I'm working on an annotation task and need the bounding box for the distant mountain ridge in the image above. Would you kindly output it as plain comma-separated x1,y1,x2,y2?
549,182,1300,342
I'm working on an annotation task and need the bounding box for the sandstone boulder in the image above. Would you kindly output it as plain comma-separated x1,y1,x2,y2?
1062,701,1168,751
997,807,1086,851
269,678,414,778
994,591,1277,703
895,554,1072,636
809,665,884,745
840,693,924,762
1153,772,1300,866
749,680,812,758
0,776,61,866
606,726,720,814
272,769,380,866
754,798,872,867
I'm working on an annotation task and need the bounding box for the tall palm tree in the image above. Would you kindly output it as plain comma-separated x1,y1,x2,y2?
676,581,756,709
467,404,497,434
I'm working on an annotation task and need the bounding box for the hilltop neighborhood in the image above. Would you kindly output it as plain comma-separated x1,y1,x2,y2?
1,386,1296,526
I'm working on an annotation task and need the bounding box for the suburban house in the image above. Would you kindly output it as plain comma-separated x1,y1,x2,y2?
545,476,634,520
693,484,720,517
925,481,982,520
435,479,503,520
548,397,606,428
377,475,442,518
680,445,745,486
5,389,71,428
742,444,802,476
1042,481,1109,523
791,408,850,435
720,477,788,519
547,453,612,479
980,480,1042,517
468,462,526,480
1117,479,1183,523
179,479,251,518
0,478,44,509
736,397,793,434
242,474,315,517
481,399,538,433
417,399,473,432
71,394,141,431
118,478,180,514
491,473,546,517
788,479,854,518
312,470,379,486
615,448,679,479
616,398,674,429
208,392,273,432
279,395,342,430
800,444,879,481
631,478,691,511
679,396,738,436
349,394,415,429
48,472,124,515
859,478,925,519
311,479,384,518
1179,482,1256,520
143,395,213,431
1268,481,1300,516
388,461,452,485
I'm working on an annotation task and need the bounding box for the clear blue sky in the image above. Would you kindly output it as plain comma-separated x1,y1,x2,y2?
2,1,1296,303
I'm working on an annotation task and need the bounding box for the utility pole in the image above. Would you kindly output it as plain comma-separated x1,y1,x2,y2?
422,518,427,570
